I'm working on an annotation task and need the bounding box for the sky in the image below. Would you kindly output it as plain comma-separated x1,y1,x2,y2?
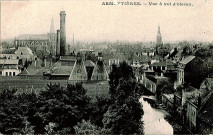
1,0,213,43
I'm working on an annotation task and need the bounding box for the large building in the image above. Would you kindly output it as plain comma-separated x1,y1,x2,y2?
1,47,37,63
14,18,57,56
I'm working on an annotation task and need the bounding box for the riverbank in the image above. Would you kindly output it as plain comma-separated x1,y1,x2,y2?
142,96,191,134
140,96,173,134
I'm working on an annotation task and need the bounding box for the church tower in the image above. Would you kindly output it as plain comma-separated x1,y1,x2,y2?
156,25,162,46
50,16,55,34
60,10,67,56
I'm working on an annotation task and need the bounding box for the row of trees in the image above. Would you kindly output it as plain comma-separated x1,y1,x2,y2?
0,62,144,134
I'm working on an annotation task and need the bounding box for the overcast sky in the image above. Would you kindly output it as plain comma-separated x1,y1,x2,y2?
1,0,213,42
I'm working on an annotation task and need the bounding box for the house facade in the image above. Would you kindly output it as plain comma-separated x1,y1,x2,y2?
0,59,21,76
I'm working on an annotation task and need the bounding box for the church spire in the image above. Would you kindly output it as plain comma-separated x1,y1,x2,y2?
156,25,162,45
157,25,161,36
50,16,55,33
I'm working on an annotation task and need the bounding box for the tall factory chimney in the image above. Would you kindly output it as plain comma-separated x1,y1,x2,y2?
56,30,60,58
60,10,66,56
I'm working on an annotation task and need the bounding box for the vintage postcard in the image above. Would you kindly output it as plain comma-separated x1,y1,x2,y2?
0,0,213,134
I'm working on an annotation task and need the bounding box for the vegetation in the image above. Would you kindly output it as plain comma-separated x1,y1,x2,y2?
106,61,144,134
0,62,144,134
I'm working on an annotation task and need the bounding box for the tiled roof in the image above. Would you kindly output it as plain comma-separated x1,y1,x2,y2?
0,59,19,65
179,55,195,65
15,47,34,55
19,68,39,75
151,60,176,67
52,66,73,75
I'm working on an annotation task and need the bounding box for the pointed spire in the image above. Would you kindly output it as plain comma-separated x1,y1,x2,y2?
157,25,161,36
50,15,55,33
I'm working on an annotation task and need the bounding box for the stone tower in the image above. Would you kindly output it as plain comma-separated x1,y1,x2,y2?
60,10,66,56
156,25,162,46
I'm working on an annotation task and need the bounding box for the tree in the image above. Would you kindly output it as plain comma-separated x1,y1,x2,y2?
89,95,112,127
103,80,144,134
32,83,91,134
109,61,135,98
0,89,37,134
105,62,144,134
74,119,111,134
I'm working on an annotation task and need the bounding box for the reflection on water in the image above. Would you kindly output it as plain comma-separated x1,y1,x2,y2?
140,96,173,135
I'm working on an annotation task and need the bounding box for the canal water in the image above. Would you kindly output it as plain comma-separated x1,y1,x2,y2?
140,96,173,135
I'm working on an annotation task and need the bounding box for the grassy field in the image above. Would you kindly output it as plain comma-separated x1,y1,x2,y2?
0,79,110,98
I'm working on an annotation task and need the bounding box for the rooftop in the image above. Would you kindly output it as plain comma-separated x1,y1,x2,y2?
15,47,34,55
84,60,96,67
179,55,195,65
18,68,39,75
151,60,176,67
52,66,73,75
50,61,73,75
0,59,19,65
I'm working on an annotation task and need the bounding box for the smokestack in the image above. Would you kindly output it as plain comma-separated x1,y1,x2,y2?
56,30,60,58
60,10,66,56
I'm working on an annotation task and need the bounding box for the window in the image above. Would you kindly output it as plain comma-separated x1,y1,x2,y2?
6,72,8,76
162,66,165,70
0,71,2,75
9,72,12,76
13,72,15,76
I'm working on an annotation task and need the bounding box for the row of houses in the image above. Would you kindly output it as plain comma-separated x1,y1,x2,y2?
0,47,37,77
135,50,213,134
162,77,213,134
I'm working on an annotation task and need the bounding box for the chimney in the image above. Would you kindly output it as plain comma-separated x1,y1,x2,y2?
56,30,60,58
60,10,66,55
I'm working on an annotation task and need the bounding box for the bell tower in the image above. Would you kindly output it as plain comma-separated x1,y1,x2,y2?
156,25,162,46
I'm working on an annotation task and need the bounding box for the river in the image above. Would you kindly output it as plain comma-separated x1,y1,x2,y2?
140,96,173,135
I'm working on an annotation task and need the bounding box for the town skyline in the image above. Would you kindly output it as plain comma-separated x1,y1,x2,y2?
1,0,213,42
